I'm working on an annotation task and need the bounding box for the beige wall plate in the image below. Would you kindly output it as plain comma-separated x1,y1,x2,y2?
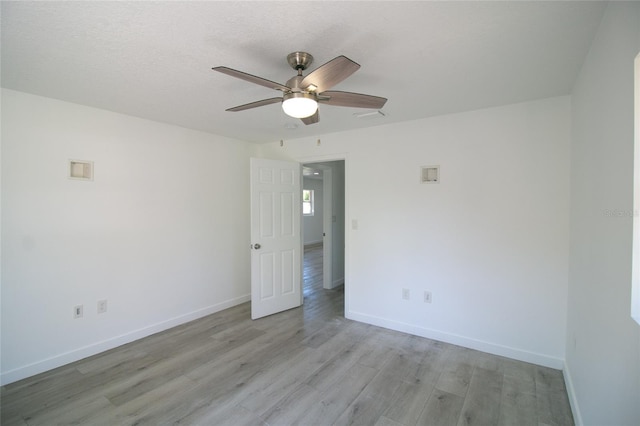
69,160,93,181
421,165,439,184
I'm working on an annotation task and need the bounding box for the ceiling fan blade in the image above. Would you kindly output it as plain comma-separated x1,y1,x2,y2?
226,97,282,112
300,110,319,125
319,91,387,109
300,56,360,93
213,66,290,92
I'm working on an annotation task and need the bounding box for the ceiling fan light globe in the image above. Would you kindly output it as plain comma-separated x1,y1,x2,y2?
282,93,318,118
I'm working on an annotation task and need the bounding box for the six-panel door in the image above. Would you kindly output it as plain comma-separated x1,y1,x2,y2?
250,158,302,319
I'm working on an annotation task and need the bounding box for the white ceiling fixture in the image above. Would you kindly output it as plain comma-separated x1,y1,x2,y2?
282,93,318,119
302,166,325,179
213,51,387,125
0,1,608,143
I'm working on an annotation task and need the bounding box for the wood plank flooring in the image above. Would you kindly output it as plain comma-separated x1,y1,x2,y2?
1,244,574,425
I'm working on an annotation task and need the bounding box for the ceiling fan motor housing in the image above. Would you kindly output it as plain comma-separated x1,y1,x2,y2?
285,75,311,94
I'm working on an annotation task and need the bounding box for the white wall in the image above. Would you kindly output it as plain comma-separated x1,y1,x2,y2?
262,96,571,368
566,2,640,425
302,177,323,245
1,89,254,384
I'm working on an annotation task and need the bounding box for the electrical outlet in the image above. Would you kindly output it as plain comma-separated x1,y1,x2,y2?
424,291,432,303
402,288,410,300
97,299,108,314
74,305,83,319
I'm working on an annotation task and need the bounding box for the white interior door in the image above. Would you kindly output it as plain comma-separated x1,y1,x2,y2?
250,158,302,320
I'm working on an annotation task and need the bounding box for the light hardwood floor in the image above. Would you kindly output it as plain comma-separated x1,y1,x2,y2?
1,244,574,425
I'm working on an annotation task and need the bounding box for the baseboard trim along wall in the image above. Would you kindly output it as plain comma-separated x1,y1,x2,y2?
332,278,345,289
0,294,251,385
346,309,565,370
562,362,583,426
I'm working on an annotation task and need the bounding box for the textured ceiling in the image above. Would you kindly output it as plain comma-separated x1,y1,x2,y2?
1,1,606,144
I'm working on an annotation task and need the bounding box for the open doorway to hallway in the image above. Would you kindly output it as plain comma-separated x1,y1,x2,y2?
302,160,345,312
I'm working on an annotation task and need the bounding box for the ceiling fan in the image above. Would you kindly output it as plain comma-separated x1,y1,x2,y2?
213,52,387,125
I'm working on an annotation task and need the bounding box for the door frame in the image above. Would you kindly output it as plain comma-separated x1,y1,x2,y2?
322,167,333,290
299,154,348,316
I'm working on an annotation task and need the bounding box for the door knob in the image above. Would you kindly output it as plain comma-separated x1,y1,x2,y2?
253,243,261,250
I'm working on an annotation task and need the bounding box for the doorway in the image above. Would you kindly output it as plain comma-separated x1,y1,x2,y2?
302,160,345,310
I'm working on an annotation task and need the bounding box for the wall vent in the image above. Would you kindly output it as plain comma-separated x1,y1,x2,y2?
353,110,386,120
421,165,440,184
69,160,93,181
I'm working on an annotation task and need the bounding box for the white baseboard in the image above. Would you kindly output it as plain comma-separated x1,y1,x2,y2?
304,240,323,246
323,277,344,290
563,361,583,426
0,294,250,385
346,309,564,369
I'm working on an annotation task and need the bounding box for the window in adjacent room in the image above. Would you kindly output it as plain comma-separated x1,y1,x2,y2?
303,189,314,216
